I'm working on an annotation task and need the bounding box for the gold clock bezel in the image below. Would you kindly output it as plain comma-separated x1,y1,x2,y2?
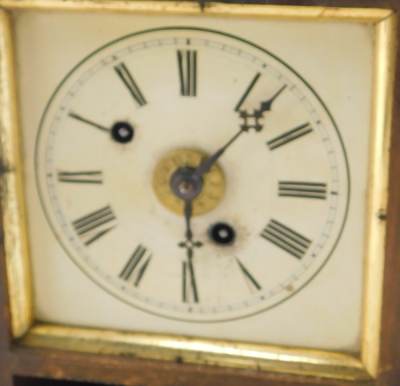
0,1,394,381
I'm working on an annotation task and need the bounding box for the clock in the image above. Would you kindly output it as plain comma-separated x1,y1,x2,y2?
35,26,349,322
0,1,399,386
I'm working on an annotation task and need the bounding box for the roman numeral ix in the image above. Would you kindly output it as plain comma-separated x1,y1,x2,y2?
279,181,327,200
119,245,152,287
114,62,147,106
72,205,116,246
58,170,102,184
267,122,313,150
261,219,311,259
177,50,197,96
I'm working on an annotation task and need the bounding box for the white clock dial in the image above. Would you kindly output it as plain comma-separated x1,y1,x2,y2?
35,27,349,322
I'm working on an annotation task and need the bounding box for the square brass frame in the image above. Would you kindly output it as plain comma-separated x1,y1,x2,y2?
0,1,395,381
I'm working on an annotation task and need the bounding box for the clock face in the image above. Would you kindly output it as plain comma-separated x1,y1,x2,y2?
35,27,349,322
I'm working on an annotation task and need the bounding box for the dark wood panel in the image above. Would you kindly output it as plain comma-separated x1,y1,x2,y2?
13,376,116,386
8,347,375,386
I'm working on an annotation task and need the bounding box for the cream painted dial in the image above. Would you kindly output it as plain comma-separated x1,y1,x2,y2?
35,27,349,322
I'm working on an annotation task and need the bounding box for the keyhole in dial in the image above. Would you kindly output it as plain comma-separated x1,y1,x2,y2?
111,121,134,143
209,222,236,246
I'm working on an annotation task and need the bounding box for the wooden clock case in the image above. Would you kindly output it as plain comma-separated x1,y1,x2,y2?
1,0,400,385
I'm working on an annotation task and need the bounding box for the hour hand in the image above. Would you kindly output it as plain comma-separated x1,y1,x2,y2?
193,129,243,177
179,200,202,248
193,85,288,177
238,84,288,133
258,84,287,114
184,200,193,240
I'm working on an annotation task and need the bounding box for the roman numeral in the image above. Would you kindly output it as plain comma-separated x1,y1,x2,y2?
236,257,262,292
279,181,327,199
177,50,197,96
119,245,152,287
114,62,147,106
182,260,199,303
58,171,102,184
260,219,311,259
267,122,313,150
234,72,261,111
68,112,109,132
72,205,116,246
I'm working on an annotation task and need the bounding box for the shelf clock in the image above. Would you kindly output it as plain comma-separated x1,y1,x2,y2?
1,1,400,385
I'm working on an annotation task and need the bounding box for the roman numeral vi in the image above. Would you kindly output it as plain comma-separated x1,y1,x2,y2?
182,260,199,303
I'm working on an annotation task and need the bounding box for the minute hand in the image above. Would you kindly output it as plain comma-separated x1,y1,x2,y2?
193,84,287,178
193,128,244,178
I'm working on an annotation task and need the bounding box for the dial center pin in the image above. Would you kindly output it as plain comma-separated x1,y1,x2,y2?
152,149,225,216
170,167,203,201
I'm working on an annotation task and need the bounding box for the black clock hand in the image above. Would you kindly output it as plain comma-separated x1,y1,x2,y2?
258,84,287,114
179,200,201,303
184,199,193,240
180,200,202,250
193,84,287,177
193,129,244,177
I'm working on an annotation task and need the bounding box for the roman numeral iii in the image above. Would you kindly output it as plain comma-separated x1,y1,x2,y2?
72,205,116,246
114,62,147,106
261,219,311,259
119,245,152,287
279,181,327,199
177,50,197,96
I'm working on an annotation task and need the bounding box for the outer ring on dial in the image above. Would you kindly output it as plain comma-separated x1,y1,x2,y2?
35,27,351,323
